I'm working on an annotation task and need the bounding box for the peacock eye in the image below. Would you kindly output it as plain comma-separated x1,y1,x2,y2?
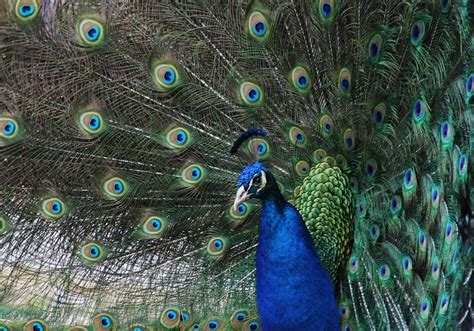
318,0,335,22
240,82,264,106
368,33,383,62
247,321,260,330
19,5,35,17
0,117,20,142
102,176,129,199
164,126,192,151
207,321,219,330
41,197,67,219
314,148,327,162
248,12,269,40
338,68,352,94
80,242,106,264
24,320,47,331
79,111,106,135
207,237,227,257
78,18,105,47
15,0,40,21
152,63,182,91
141,215,167,237
290,66,311,93
92,313,115,331
160,307,181,328
410,20,426,46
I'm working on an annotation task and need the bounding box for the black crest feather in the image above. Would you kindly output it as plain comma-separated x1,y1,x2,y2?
230,128,267,154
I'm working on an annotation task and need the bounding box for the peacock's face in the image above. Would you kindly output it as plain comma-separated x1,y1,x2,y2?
233,162,269,211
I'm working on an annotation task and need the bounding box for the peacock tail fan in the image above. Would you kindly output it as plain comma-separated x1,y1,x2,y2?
0,0,472,329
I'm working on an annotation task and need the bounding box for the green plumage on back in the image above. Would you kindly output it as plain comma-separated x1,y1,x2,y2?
0,0,472,329
294,161,353,282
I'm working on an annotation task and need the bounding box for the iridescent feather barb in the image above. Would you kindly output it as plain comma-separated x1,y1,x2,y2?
0,0,472,329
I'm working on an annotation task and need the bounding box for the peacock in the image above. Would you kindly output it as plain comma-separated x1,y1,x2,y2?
0,0,472,330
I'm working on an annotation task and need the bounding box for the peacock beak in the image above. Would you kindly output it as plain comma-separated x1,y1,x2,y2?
233,185,249,212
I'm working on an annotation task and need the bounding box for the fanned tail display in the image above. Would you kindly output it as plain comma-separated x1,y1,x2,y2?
0,0,472,330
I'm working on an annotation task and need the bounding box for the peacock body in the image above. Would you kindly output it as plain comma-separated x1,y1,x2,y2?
0,0,472,330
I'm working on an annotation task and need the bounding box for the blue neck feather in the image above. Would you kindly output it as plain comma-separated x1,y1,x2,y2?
256,187,339,330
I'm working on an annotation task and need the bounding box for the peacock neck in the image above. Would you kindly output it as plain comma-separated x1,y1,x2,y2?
255,187,339,329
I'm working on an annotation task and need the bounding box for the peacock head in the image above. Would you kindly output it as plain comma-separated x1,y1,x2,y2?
234,162,274,210
230,129,278,211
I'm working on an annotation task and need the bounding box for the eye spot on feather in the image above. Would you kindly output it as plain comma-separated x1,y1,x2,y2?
240,82,263,106
349,177,359,193
248,138,270,160
373,102,386,127
420,296,431,321
207,237,227,257
80,242,106,263
290,66,311,93
412,99,427,124
369,224,380,241
229,202,252,222
313,149,327,162
343,129,355,150
140,215,167,237
289,126,306,147
78,18,105,47
0,117,20,143
41,197,67,220
318,0,335,22
445,221,454,242
366,159,377,179
355,198,367,219
467,74,474,95
440,121,453,149
402,256,413,275
338,68,352,94
102,177,129,199
403,168,416,194
24,320,47,331
294,160,310,177
15,0,39,21
161,307,180,328
204,319,224,331
244,320,260,330
439,293,449,314
390,195,402,215
231,309,249,328
92,313,115,331
348,255,359,275
458,154,467,180
418,230,427,252
378,264,390,281
181,164,206,185
440,0,450,13
79,111,105,135
248,12,270,41
339,305,350,320
129,325,145,331
152,63,182,91
410,20,427,46
319,115,334,137
368,33,383,61
165,127,192,151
